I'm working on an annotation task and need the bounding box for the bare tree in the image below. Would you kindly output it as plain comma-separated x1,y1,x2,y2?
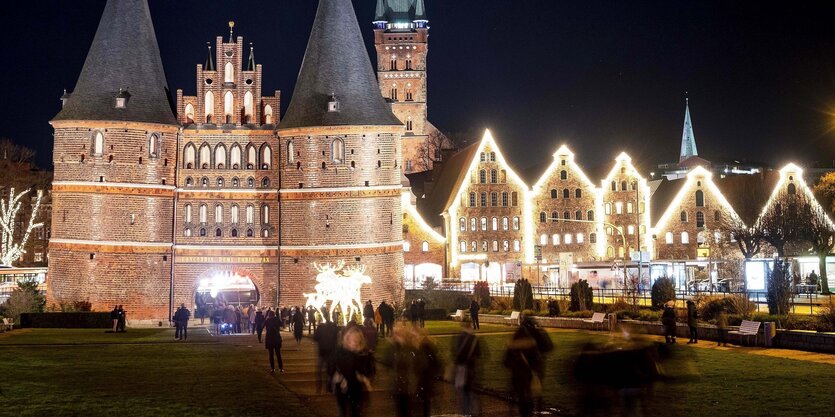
0,138,36,170
804,188,834,294
717,178,769,259
416,130,449,172
758,190,811,258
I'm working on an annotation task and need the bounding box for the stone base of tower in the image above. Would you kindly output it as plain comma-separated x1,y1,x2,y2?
278,251,404,310
47,248,172,321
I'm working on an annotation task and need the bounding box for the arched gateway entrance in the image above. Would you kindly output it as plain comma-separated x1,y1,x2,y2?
194,270,260,311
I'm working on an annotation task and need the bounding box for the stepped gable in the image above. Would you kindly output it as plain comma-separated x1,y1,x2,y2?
280,0,401,129
53,0,176,125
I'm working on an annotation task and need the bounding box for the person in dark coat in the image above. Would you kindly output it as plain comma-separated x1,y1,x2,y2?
178,303,190,341
314,315,339,393
716,307,729,347
110,305,119,333
223,306,236,335
469,299,481,330
503,317,553,417
255,308,266,342
363,300,375,327
417,299,426,328
116,305,126,332
409,300,419,325
661,302,677,344
235,306,243,334
332,326,375,417
377,301,392,337
307,305,318,335
293,306,305,348
686,300,698,344
453,324,483,416
264,310,284,373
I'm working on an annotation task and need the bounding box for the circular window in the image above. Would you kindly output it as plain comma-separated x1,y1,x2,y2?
205,78,213,85
225,51,234,58
245,79,253,85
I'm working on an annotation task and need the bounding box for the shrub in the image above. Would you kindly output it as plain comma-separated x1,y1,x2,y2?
816,299,835,332
522,309,535,318
512,279,534,310
569,279,593,312
405,290,470,313
767,260,793,315
784,315,820,331
3,281,45,323
473,281,492,308
490,297,511,311
637,310,662,322
694,294,757,321
561,310,594,318
424,308,449,320
422,275,439,290
607,297,633,314
650,277,676,310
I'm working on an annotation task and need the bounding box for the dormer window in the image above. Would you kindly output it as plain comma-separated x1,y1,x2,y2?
327,93,340,112
115,88,130,108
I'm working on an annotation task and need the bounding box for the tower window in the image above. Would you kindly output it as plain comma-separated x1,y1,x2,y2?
92,131,104,156
332,138,345,163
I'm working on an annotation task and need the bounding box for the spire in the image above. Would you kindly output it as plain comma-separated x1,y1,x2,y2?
53,0,176,125
679,97,698,162
228,21,235,43
280,0,401,130
414,0,427,21
247,43,255,71
204,42,215,71
374,0,387,22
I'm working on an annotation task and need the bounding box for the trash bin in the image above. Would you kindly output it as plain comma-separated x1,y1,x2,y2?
763,322,776,347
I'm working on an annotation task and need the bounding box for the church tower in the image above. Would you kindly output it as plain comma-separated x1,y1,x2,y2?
278,0,405,306
374,0,436,173
680,98,699,162
48,0,178,320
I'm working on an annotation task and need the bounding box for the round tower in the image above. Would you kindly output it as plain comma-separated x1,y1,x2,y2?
48,0,178,321
277,0,405,307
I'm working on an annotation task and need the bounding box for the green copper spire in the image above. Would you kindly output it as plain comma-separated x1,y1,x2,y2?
680,97,698,162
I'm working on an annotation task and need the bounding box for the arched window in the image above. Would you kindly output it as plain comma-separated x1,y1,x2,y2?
287,141,295,164
199,143,211,169
563,189,570,199
261,177,270,188
224,91,234,122
490,192,498,206
695,190,705,207
513,240,521,252
469,192,476,207
243,91,254,123
199,228,207,237
611,181,617,191
540,212,546,223
225,61,235,83
230,144,241,169
459,217,466,231
490,170,497,183
627,202,633,214
575,189,582,198
215,144,227,169
148,133,159,158
511,192,518,206
550,189,558,199
204,91,214,123
500,170,507,183
93,131,104,156
564,234,572,244
331,138,345,163
184,228,192,237
246,205,254,224
607,246,615,258
714,210,721,223
540,234,548,245
502,192,508,207
480,217,487,231
264,105,273,125
231,177,240,187
503,240,510,252
502,217,509,230
404,241,411,252
615,202,623,214
479,170,486,184
199,204,208,223
216,177,224,187
184,204,192,223
696,211,705,228
260,144,272,169
665,232,673,244
421,241,429,252
247,144,257,169
681,231,690,244
621,181,627,191
459,241,466,253
262,205,270,224
480,192,487,207
201,177,208,187
563,211,570,220
587,210,595,221
577,233,584,243
246,229,253,237
680,211,688,222
491,217,498,231
231,205,239,224
560,170,567,180
513,217,520,230
551,211,558,222
184,143,196,168
489,152,496,162
247,177,254,187
787,183,796,195
231,229,238,237
184,103,195,124
214,204,223,223
575,210,582,220
481,241,488,252
215,228,222,237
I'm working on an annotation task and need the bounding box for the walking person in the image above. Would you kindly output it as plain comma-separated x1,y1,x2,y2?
307,305,318,335
409,300,419,325
235,306,243,334
110,305,119,333
116,305,127,332
453,323,482,417
255,308,266,342
293,306,305,349
469,298,480,330
503,317,553,417
314,314,339,393
686,300,698,344
264,310,284,374
661,301,677,344
332,325,375,417
178,303,190,341
173,306,182,340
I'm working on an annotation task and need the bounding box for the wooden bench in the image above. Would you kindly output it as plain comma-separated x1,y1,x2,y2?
505,311,521,326
728,320,760,346
1,318,14,332
449,309,468,321
583,312,607,330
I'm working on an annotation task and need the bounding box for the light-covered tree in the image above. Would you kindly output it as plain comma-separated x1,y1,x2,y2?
0,188,44,266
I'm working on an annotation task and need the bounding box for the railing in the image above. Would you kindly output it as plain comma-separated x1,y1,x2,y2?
406,282,833,315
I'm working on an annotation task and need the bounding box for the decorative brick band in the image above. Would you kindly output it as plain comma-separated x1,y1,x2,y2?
177,189,278,199
280,186,401,201
277,124,403,137
51,120,180,133
53,182,175,197
50,239,172,254
279,241,403,257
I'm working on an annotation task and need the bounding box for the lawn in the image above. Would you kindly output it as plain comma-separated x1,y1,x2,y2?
431,328,835,416
0,328,309,417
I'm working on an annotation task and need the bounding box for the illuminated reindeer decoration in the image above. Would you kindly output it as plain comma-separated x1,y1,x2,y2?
304,261,372,326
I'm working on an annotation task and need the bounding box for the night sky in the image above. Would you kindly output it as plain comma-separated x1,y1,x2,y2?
3,0,835,173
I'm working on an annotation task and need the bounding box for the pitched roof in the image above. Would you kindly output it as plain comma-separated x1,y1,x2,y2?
649,177,685,226
53,0,176,126
415,142,480,227
375,0,427,22
714,171,780,225
280,0,402,130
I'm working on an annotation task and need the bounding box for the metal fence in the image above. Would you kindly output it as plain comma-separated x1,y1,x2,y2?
410,282,833,315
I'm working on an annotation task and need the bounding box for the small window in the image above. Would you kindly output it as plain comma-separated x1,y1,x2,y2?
563,211,570,220
589,233,596,244
696,211,705,228
199,228,207,237
627,202,634,214
503,240,510,252
261,205,270,224
262,229,270,238
575,210,582,220
695,190,705,207
550,189,558,199
680,211,688,222
714,210,721,223
490,170,497,184
787,183,796,195
587,210,595,221
611,181,617,191
681,232,690,244
563,189,570,199
331,139,345,163
575,189,582,198
261,177,270,188
513,217,520,230
480,217,487,231
665,232,673,244
404,241,411,252
539,212,546,223
479,170,486,184
459,241,466,253
552,234,560,245
459,217,466,232
287,141,295,164
482,240,489,252
469,192,476,207
480,192,487,207
184,228,192,237
470,218,476,231
502,217,509,230
560,170,567,180
511,192,518,207
615,202,623,214
540,234,548,245
492,217,498,231
421,241,429,252
502,192,508,207
577,233,584,243
490,192,498,207
564,234,572,244
215,228,222,237
92,131,104,156
246,229,254,237
513,240,521,252
231,229,238,237
148,133,159,157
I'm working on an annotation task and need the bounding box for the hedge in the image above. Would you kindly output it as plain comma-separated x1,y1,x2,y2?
20,312,112,328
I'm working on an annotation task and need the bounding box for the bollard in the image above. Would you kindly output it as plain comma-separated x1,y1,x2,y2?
608,314,617,332
763,322,777,347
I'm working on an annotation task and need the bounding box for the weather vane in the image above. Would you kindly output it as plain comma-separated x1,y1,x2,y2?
228,21,235,42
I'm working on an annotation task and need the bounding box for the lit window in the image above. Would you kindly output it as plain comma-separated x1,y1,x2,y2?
231,205,239,224
540,234,547,245
513,240,521,252
492,217,498,231
564,234,572,244
215,204,223,223
331,139,345,163
627,202,633,214
627,225,635,235
552,234,560,245
184,143,196,168
513,217,520,230
605,203,612,215
459,217,466,232
615,202,623,214
471,241,477,252
184,228,192,237
404,241,411,252
492,241,498,252
246,205,254,224
470,218,477,231
262,205,270,224
681,232,690,244
421,241,429,252
459,241,466,253
230,145,241,168
577,233,584,243
482,241,488,252
184,204,192,223
665,232,673,244
503,240,509,252
262,229,270,238
481,217,487,231
93,131,104,156
199,204,207,223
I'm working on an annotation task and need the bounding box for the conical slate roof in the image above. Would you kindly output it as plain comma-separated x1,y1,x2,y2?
280,0,402,129
53,0,176,125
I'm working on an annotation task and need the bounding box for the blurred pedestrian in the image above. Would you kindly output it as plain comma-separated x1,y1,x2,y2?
255,307,265,342
469,298,480,330
223,305,236,334
717,307,729,347
503,317,553,417
173,305,182,339
453,323,483,416
294,306,305,348
235,305,243,334
686,300,698,344
264,310,284,374
361,320,378,353
116,305,126,332
409,300,419,325
374,304,383,334
249,304,257,335
661,302,677,344
314,314,339,393
333,325,375,417
379,300,394,337
307,305,318,335
363,300,375,327
417,299,426,328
